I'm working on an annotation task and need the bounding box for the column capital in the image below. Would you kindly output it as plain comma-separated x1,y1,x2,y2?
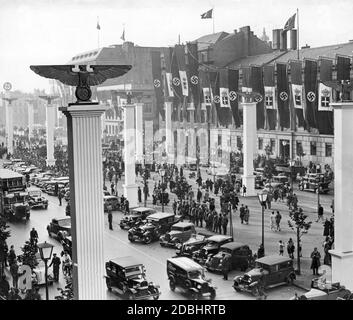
122,103,136,109
60,103,108,118
330,102,353,110
240,102,257,108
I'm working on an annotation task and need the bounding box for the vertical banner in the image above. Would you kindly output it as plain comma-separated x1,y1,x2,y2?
170,47,182,122
175,45,188,121
250,66,265,130
144,120,154,164
186,42,200,122
241,67,252,92
276,63,290,129
263,65,277,130
199,69,212,123
336,55,351,81
218,69,232,127
290,60,305,129
151,51,165,120
317,58,334,134
209,71,220,126
304,59,318,130
228,69,240,127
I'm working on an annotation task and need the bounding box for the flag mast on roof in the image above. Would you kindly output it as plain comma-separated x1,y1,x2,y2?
96,16,101,48
201,7,214,34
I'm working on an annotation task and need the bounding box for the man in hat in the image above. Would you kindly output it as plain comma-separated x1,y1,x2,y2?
49,253,61,282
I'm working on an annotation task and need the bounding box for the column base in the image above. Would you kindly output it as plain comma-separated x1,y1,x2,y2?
123,184,138,208
241,175,256,197
329,250,353,291
46,158,56,167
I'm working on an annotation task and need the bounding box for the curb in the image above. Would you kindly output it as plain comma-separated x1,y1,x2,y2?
293,282,311,291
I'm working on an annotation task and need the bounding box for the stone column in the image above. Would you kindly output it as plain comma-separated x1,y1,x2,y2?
123,104,138,208
46,104,56,166
135,103,144,163
241,102,257,196
5,100,13,155
188,128,196,164
165,101,174,164
329,102,353,291
28,102,34,144
60,102,107,300
176,128,185,166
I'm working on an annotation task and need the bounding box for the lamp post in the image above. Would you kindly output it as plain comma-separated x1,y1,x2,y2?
282,140,288,162
228,202,234,239
289,159,295,193
102,154,107,189
159,168,165,212
258,192,268,256
37,241,54,300
316,164,322,214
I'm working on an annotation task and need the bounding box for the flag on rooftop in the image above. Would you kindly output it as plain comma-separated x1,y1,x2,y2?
96,17,101,30
283,13,296,31
121,29,125,41
201,9,213,19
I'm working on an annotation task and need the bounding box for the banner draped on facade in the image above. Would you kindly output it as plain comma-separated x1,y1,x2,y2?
317,58,334,134
304,59,318,130
199,69,212,123
216,69,232,127
228,69,240,127
209,71,220,126
151,51,165,120
174,45,188,121
169,47,183,122
186,42,200,122
290,60,305,129
250,66,265,129
336,55,351,81
276,63,290,129
263,65,277,130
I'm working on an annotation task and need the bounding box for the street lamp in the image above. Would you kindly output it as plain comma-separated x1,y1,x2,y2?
257,192,268,256
228,202,234,239
102,154,107,189
289,159,295,193
159,168,166,212
316,164,321,214
282,140,288,162
37,241,54,300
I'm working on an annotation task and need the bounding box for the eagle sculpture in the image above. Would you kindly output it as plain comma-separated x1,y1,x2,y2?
322,80,353,101
236,91,263,103
30,64,132,103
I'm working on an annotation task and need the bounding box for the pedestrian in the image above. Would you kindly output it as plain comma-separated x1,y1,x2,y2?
58,189,63,206
244,206,249,224
137,186,142,203
8,245,16,266
316,204,324,222
108,210,113,230
275,211,282,231
257,268,267,300
217,214,222,234
111,182,115,195
270,211,276,231
125,199,129,214
323,218,330,237
222,214,229,235
279,240,284,256
257,244,265,258
287,238,295,259
310,247,321,275
0,275,10,299
49,253,61,282
62,251,72,276
239,204,245,224
242,185,247,197
30,228,38,246
220,253,230,280
9,260,19,289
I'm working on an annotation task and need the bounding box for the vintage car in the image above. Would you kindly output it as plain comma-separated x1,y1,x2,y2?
298,173,331,194
105,256,160,300
262,182,284,193
2,192,31,221
103,195,120,212
167,257,216,300
119,207,156,230
32,253,55,286
291,278,353,300
128,212,180,244
205,242,252,272
159,222,196,248
27,188,48,209
233,255,296,296
175,231,214,258
192,235,233,265
47,217,71,241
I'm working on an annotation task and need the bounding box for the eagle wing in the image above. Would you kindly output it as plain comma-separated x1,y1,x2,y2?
30,65,132,87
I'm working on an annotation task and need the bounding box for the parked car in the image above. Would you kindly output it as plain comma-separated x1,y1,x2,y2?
2,192,31,221
291,278,352,300
233,255,296,296
128,212,180,244
28,188,48,209
298,173,331,194
167,257,216,300
47,217,71,241
175,231,214,258
159,222,196,248
105,256,160,300
205,242,252,273
263,182,283,193
104,195,120,212
192,235,233,264
119,207,156,230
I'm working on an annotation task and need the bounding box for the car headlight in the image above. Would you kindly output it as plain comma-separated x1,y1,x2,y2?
197,284,202,289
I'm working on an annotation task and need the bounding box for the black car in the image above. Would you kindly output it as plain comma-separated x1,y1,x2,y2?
119,207,156,230
167,257,216,300
175,231,214,257
28,188,48,210
192,235,233,264
128,212,180,244
105,256,160,300
47,217,71,241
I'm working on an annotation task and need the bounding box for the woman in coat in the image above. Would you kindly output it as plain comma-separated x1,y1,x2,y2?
310,247,321,275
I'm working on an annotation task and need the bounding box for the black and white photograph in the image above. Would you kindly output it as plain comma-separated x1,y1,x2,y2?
0,0,353,308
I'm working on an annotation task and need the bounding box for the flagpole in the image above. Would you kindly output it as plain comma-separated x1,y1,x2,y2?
97,16,100,48
297,8,299,60
212,7,215,34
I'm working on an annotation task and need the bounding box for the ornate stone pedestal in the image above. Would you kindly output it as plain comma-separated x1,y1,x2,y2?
60,102,107,300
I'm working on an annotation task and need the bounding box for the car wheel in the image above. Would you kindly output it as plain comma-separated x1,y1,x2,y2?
153,288,160,300
169,280,176,291
144,235,152,244
106,278,112,291
126,293,135,300
210,289,216,300
45,205,48,209
160,242,165,247
190,292,198,300
251,287,259,297
233,285,241,292
48,230,51,237
128,234,135,242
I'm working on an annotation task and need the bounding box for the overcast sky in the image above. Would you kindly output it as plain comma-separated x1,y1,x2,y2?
1,0,353,93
